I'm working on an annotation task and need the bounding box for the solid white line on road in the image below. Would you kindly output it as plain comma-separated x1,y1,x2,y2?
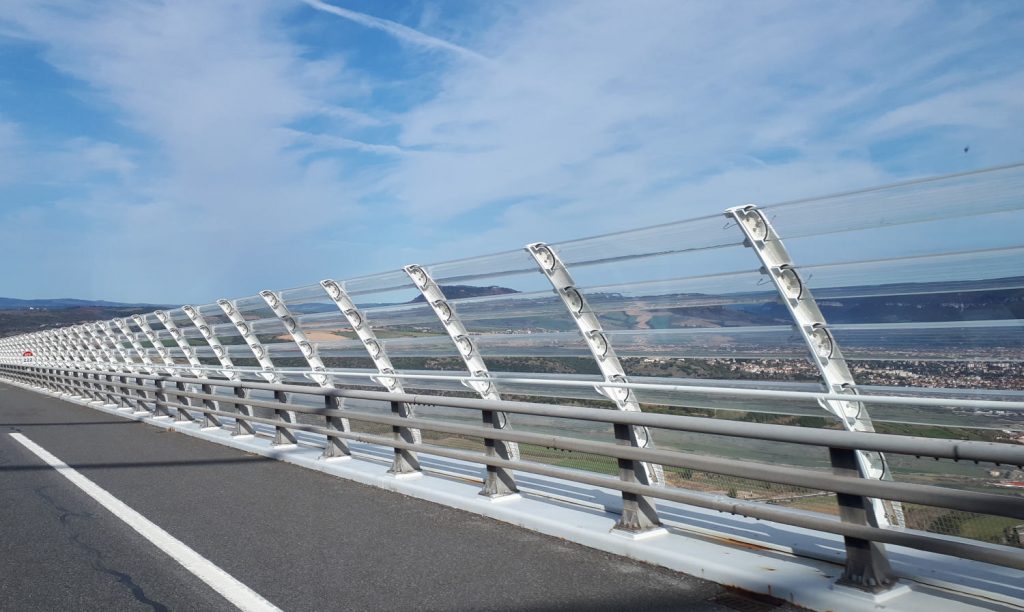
9,432,281,612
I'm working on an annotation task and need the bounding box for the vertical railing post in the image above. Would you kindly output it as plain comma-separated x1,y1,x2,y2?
84,325,119,405
134,375,153,415
260,290,326,447
726,204,899,589
118,374,132,410
174,380,197,423
105,373,118,406
403,266,516,496
155,310,208,425
153,376,171,418
388,401,421,477
182,305,239,428
232,385,257,437
97,321,138,409
322,393,351,459
200,383,222,429
829,447,897,591
272,389,297,446
526,243,664,530
218,298,289,441
612,423,661,533
320,279,408,464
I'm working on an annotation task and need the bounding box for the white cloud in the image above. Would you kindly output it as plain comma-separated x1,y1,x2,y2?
0,0,375,300
0,0,1021,302
302,0,487,62
380,0,1024,237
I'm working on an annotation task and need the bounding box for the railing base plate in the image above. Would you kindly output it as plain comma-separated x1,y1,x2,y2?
610,526,668,540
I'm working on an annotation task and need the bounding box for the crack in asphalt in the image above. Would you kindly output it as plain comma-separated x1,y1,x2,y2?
35,486,169,612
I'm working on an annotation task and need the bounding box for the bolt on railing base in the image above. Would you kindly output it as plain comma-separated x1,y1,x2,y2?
480,465,518,498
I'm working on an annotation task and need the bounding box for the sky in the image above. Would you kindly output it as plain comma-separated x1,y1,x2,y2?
0,0,1022,304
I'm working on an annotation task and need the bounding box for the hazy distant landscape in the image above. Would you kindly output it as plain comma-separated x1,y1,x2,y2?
0,297,167,337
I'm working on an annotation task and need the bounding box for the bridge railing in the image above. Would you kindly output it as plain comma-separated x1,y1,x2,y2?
1,363,1022,592
2,162,1024,592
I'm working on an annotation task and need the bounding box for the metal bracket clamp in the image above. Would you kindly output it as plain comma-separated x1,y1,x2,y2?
181,305,238,380
526,242,665,488
259,290,330,387
217,299,279,383
114,318,157,373
132,315,177,374
725,204,903,528
154,311,205,377
402,265,519,462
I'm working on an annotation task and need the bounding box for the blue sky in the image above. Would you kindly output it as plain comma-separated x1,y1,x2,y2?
1,0,1022,303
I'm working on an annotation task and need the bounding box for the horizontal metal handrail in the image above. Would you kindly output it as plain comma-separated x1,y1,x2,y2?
5,365,1024,572
151,387,1022,519
11,359,1024,412
5,363,1024,573
24,365,1024,466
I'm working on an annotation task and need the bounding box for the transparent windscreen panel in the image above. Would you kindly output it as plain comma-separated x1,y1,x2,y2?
763,162,1024,239
802,245,1024,304
472,330,596,359
359,301,446,332
540,239,757,297
277,282,333,306
487,372,834,418
311,334,462,364
583,272,779,332
782,209,1024,271
290,310,353,335
651,426,834,470
423,248,550,293
342,270,420,306
208,322,246,347
592,327,808,359
165,307,194,328
549,213,743,270
849,378,1024,428
364,291,575,337
196,302,230,326
831,320,1024,361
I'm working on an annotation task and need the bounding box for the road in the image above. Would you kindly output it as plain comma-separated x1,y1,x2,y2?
0,381,774,612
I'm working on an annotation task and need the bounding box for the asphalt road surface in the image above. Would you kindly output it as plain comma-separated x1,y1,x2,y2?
0,381,788,611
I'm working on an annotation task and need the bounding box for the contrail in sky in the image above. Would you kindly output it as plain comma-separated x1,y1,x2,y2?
302,0,487,62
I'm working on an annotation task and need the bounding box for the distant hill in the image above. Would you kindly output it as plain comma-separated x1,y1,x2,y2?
408,285,518,303
0,305,162,337
3,279,1020,340
0,297,165,310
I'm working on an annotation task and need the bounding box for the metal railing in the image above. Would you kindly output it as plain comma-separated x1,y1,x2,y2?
3,163,1024,593
2,363,1023,592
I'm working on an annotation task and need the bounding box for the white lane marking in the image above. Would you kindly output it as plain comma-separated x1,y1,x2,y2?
9,433,281,612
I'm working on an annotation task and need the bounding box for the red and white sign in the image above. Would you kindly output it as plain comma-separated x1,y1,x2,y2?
22,351,33,358
22,350,34,364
